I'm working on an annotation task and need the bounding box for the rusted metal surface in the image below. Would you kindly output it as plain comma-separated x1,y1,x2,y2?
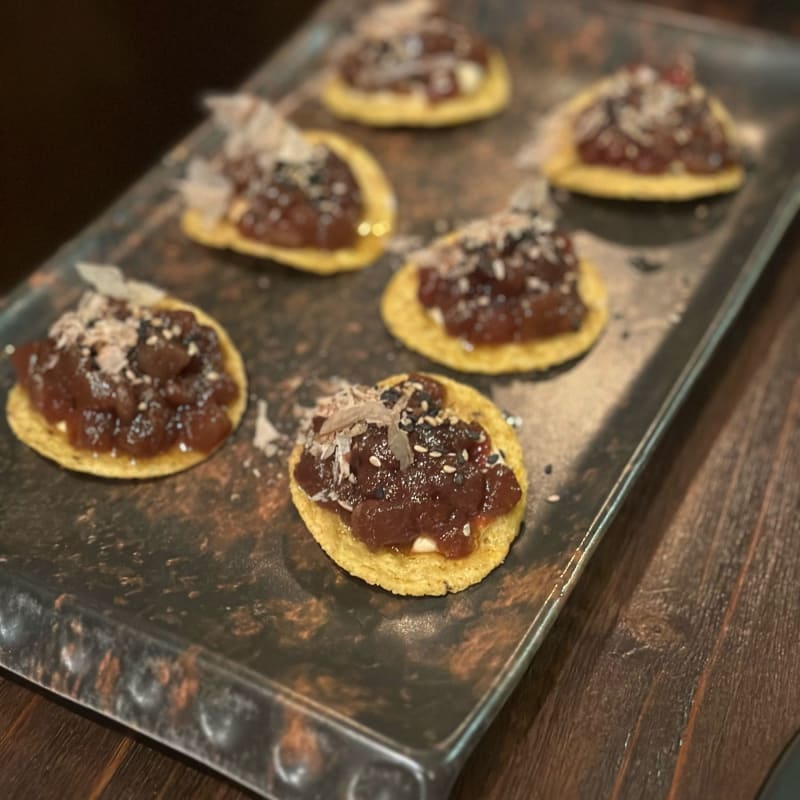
0,1,798,798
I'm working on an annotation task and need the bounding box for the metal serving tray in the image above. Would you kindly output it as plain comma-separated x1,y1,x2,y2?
0,1,798,797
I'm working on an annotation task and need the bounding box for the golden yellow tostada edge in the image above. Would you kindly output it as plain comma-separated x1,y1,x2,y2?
6,298,247,479
181,130,395,274
321,50,510,128
288,373,528,596
541,81,744,200
380,259,608,374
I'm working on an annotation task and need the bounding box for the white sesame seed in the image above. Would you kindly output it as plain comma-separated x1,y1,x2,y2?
369,455,382,468
442,465,456,474
547,493,560,503
430,451,442,458
3,344,15,355
462,522,471,537
413,444,428,453
462,449,469,461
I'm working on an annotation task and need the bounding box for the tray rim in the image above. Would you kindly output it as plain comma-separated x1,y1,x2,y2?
1,0,799,796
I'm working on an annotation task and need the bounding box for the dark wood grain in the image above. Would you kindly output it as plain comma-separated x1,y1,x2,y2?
0,1,798,799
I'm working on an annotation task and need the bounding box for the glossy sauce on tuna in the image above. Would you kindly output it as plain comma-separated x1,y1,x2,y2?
339,9,490,102
293,375,522,558
574,63,739,175
416,210,586,345
12,293,238,458
226,147,363,250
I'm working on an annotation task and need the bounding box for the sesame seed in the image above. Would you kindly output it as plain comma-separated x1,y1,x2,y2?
442,465,456,474
146,335,158,346
420,400,429,412
544,463,553,475
187,342,199,357
462,449,469,461
462,523,471,537
207,371,219,381
137,402,147,412
163,329,173,340
369,455,382,468
413,444,428,453
171,325,181,337
547,493,560,503
3,344,15,355
429,451,442,458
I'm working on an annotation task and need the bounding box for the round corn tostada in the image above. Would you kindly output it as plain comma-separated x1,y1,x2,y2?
7,265,247,479
181,129,395,274
381,209,608,374
289,373,527,596
541,64,744,201
320,0,510,128
321,50,511,128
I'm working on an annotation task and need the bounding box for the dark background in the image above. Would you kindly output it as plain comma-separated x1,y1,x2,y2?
1,1,322,294
1,0,797,295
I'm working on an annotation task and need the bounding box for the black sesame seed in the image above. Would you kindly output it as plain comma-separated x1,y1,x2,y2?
544,463,553,475
466,429,481,440
374,486,385,500
487,453,499,465
499,449,506,460
380,388,401,405
629,255,664,273
453,473,464,485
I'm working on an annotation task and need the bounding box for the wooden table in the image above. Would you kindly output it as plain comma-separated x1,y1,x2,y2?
1,3,797,799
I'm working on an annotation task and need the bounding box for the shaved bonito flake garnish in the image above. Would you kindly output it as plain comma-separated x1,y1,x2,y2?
175,159,233,228
411,208,557,280
76,263,164,306
178,94,320,226
253,399,284,458
355,0,437,40
304,381,415,478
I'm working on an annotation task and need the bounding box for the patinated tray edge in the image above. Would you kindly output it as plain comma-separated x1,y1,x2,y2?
0,0,798,797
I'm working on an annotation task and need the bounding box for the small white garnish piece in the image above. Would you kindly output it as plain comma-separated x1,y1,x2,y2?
253,399,282,457
76,263,164,306
369,455,382,468
547,493,561,503
410,535,438,554
462,522,471,537
175,158,233,227
455,62,485,95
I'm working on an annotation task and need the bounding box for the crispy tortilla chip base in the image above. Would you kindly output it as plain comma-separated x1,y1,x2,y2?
6,298,247,479
289,373,527,596
181,131,395,273
542,82,744,200
321,51,510,128
381,259,607,374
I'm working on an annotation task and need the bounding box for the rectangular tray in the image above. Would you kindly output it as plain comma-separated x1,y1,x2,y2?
0,1,798,797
